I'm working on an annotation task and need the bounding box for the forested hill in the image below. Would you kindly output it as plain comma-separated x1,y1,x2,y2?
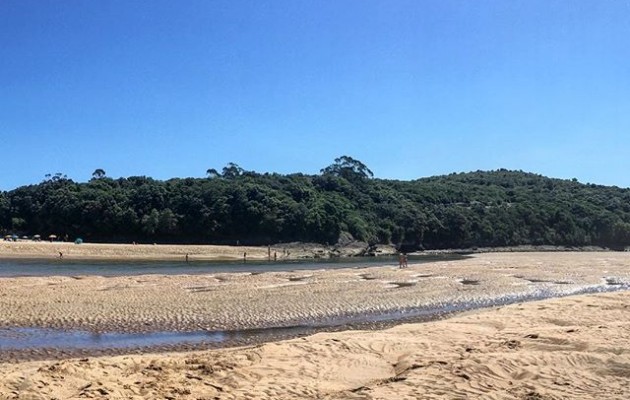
2,158,630,250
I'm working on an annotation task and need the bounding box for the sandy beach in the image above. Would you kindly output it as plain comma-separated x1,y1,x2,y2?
0,240,393,261
0,291,628,399
0,250,628,398
0,241,291,261
0,251,627,334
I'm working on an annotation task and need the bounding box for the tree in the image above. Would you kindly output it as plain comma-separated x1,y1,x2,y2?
320,156,374,181
5,166,630,250
206,168,220,179
11,217,26,231
43,172,68,183
0,193,10,231
92,169,106,179
141,209,160,236
222,163,244,179
158,208,178,235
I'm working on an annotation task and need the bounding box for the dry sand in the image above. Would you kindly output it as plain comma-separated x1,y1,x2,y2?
0,241,282,261
0,240,390,261
0,251,628,399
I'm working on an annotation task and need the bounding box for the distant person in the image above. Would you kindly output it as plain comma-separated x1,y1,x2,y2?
58,251,63,259
185,253,189,263
398,253,404,269
403,254,409,268
243,252,247,262
274,252,277,261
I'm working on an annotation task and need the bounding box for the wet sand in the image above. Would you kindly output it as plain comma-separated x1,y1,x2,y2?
0,252,628,398
0,291,628,399
0,252,628,334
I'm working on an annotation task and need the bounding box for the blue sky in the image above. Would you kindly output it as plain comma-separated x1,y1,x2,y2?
2,0,629,190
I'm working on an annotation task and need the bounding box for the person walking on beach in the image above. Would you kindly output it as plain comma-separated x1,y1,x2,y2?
185,253,189,263
399,253,409,268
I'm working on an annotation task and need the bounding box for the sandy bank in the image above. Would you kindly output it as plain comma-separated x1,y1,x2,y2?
0,252,628,335
0,241,282,261
0,290,628,399
0,240,396,261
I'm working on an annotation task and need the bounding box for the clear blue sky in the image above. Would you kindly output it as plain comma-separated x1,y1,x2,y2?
2,0,629,191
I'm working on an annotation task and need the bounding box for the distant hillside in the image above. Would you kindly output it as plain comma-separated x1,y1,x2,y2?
2,158,630,250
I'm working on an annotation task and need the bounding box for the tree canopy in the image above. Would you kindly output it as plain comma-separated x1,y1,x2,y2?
2,160,630,250
320,156,374,180
92,169,106,179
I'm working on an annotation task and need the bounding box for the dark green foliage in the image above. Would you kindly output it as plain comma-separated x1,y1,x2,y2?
92,169,106,179
321,155,374,181
2,163,630,249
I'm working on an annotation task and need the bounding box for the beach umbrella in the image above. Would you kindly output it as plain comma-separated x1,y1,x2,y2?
48,234,57,241
74,238,83,244
33,234,41,241
11,234,18,241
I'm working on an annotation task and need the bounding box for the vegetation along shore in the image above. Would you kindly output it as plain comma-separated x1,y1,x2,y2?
3,157,630,252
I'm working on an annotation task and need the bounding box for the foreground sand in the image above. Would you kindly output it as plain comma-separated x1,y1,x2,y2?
0,290,628,399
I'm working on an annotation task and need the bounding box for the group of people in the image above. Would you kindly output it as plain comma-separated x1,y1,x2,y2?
398,253,408,268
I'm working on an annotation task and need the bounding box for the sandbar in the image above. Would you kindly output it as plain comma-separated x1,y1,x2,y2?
0,290,628,399
0,252,628,399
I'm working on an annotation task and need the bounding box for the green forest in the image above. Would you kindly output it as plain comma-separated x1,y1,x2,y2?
2,156,630,250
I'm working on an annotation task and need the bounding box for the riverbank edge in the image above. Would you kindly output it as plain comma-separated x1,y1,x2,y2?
0,241,616,262
1,286,626,364
0,241,397,261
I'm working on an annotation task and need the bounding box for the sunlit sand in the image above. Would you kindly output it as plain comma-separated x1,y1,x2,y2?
0,251,628,399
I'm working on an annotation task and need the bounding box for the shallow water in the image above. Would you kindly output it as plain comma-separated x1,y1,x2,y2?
0,280,627,352
0,328,226,350
0,254,465,277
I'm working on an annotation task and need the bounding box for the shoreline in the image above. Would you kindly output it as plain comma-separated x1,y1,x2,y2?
0,241,399,261
1,282,628,364
0,252,628,334
0,290,628,399
0,241,284,261
415,244,612,255
1,241,616,262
